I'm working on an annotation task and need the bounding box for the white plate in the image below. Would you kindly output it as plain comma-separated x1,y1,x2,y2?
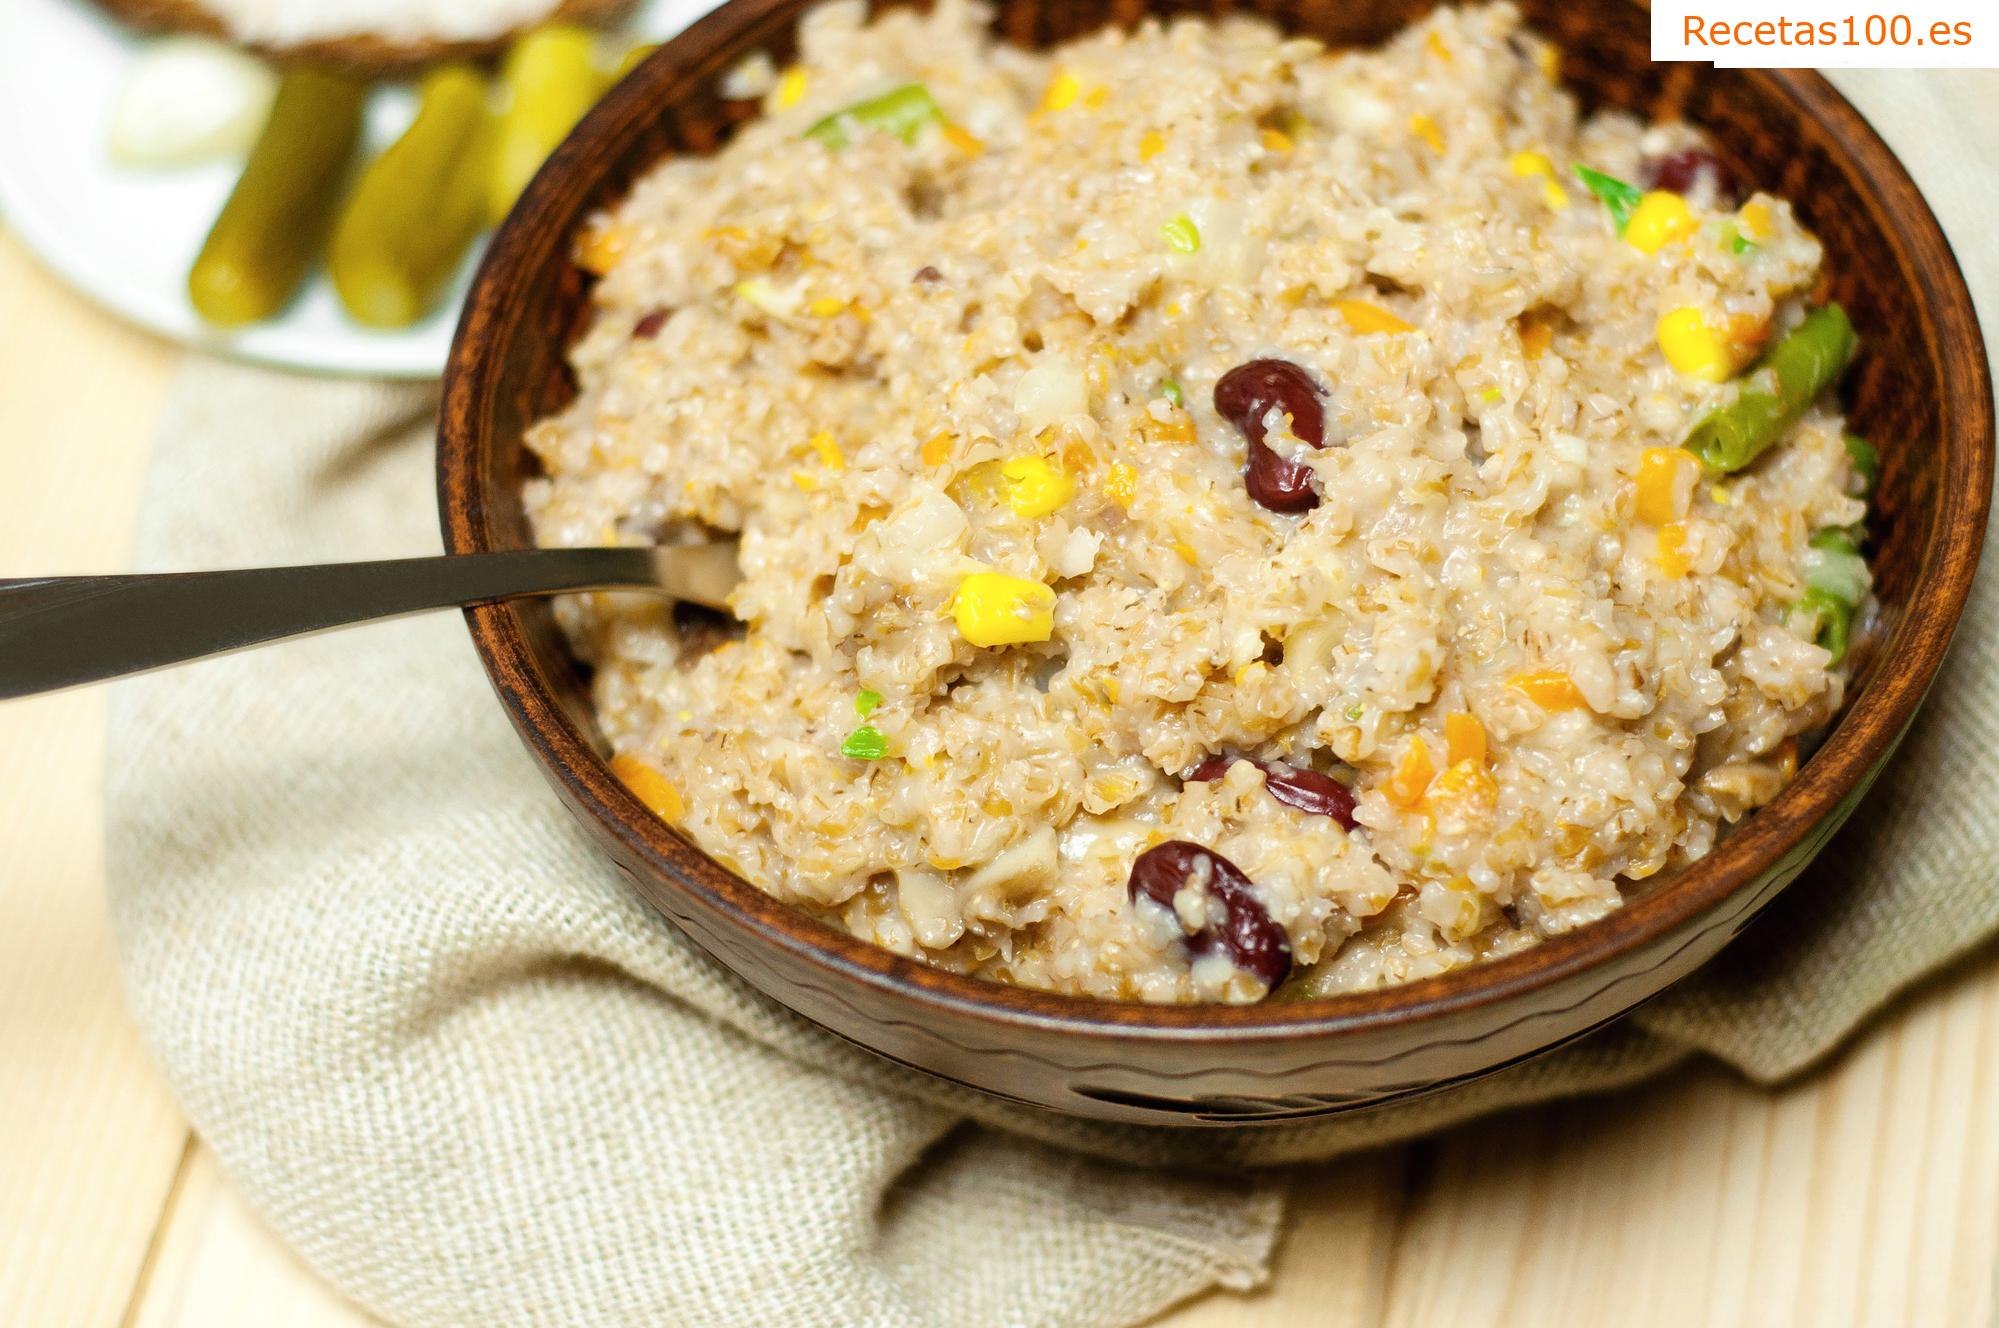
0,0,720,379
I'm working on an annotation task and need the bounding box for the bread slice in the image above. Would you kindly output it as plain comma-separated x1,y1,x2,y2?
91,0,634,73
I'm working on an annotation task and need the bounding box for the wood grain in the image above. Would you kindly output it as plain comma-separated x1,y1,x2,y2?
2,68,1998,1328
0,233,185,1328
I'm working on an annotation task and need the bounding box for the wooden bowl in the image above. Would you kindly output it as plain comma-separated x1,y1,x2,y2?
439,0,1993,1127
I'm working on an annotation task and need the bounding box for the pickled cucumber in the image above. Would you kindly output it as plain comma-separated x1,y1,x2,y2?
329,66,493,329
187,68,367,327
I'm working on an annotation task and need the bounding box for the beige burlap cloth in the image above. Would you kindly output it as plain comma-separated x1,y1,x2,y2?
104,71,1996,1328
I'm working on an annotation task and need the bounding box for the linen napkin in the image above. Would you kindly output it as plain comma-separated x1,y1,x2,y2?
104,69,1996,1327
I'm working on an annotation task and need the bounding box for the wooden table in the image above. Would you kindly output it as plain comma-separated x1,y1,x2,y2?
4,68,1998,1325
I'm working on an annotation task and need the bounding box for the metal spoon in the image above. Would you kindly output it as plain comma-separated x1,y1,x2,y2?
0,544,740,700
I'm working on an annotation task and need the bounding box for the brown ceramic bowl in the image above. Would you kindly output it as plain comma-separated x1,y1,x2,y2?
439,0,1993,1126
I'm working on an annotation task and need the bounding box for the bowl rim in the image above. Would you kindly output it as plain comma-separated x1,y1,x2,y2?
439,0,1994,1045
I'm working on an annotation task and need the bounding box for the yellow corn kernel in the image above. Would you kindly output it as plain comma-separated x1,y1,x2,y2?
1536,43,1560,77
1445,711,1486,767
941,122,985,156
610,754,684,823
920,431,954,466
808,430,845,470
808,296,847,318
1083,85,1109,109
1739,200,1773,240
1425,30,1454,62
1625,190,1697,254
1409,113,1444,154
1508,667,1586,711
1634,446,1699,524
791,470,818,491
1260,126,1295,153
1172,540,1199,565
576,224,630,276
1138,130,1167,161
1509,150,1570,209
1657,520,1692,577
1385,737,1436,808
1103,462,1137,508
1335,299,1416,336
1040,71,1081,113
952,573,1056,647
1656,307,1735,383
775,66,809,109
1000,454,1076,518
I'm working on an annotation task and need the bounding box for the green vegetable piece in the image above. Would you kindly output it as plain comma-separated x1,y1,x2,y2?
330,65,494,329
803,83,941,149
186,68,367,327
1159,379,1183,406
840,725,888,760
854,689,882,717
1572,163,1642,233
1802,527,1868,605
1844,432,1879,495
1161,214,1201,254
488,25,611,222
1730,230,1759,256
1791,588,1854,664
1681,304,1859,475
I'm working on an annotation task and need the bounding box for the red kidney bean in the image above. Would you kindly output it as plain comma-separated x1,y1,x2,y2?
1214,358,1327,512
1645,148,1738,204
1187,755,1357,830
1128,841,1292,992
632,309,669,339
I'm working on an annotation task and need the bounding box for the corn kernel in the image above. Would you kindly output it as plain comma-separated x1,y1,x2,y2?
1103,462,1138,508
1385,737,1436,807
920,431,954,466
1000,454,1076,518
1172,540,1199,565
1260,126,1294,153
1508,667,1586,711
952,573,1056,647
1510,152,1573,210
1739,200,1773,240
1409,113,1444,154
1625,190,1697,254
1657,521,1692,577
775,66,809,109
1335,299,1416,336
791,470,818,491
610,754,684,823
1445,712,1486,767
1425,30,1454,62
1083,85,1109,109
1656,307,1735,382
808,430,845,470
1634,446,1699,524
576,224,630,276
941,122,985,156
1138,130,1167,161
1040,71,1081,113
1536,43,1560,77
807,296,847,318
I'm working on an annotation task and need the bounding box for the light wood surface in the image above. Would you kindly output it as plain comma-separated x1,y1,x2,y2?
4,70,1998,1324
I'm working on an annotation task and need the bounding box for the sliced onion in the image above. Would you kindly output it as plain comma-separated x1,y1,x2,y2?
107,37,278,169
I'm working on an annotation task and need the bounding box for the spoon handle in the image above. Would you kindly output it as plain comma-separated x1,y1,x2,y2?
0,546,731,700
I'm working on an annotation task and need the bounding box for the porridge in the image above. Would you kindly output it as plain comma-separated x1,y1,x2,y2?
524,1,1872,1002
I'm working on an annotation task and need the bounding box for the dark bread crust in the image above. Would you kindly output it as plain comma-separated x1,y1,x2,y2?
90,0,633,72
